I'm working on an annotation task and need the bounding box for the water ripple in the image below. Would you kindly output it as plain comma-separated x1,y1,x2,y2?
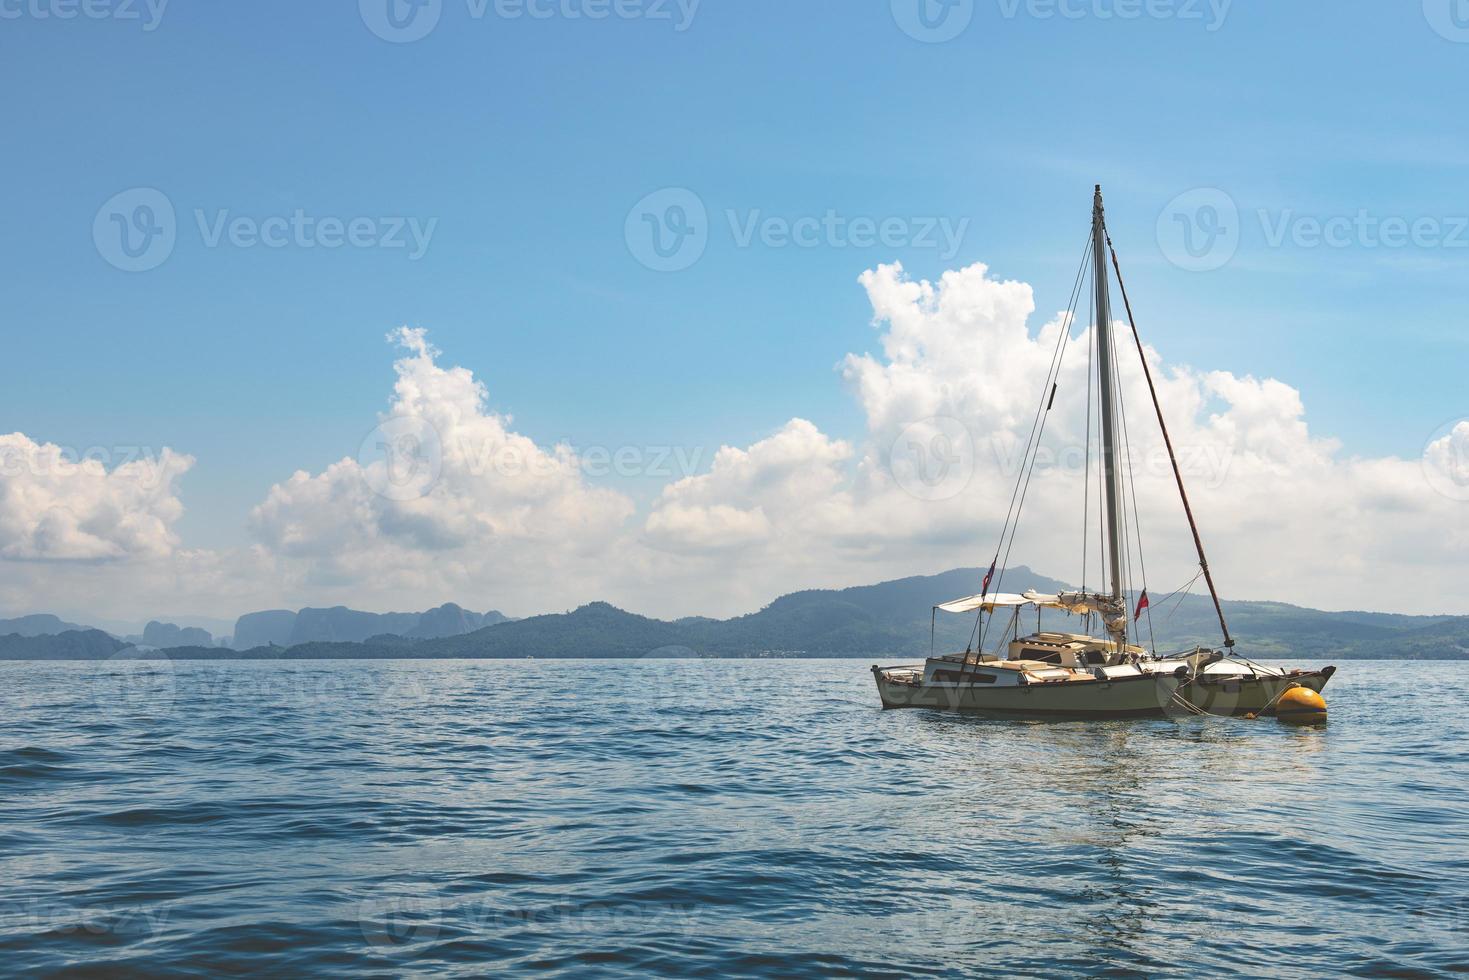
0,659,1465,977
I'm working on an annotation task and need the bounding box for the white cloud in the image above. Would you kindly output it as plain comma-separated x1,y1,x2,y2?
645,420,851,554
2,263,1465,622
0,433,192,562
245,327,635,608
639,261,1468,615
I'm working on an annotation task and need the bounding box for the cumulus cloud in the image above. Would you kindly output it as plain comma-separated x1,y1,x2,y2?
246,327,635,606
640,261,1467,615
645,420,852,554
0,433,192,562
3,261,1464,621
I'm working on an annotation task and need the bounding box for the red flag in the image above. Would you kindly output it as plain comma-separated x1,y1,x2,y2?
981,561,996,597
1134,590,1150,622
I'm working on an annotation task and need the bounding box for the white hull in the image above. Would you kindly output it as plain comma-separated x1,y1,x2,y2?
872,663,1184,717
872,658,1336,718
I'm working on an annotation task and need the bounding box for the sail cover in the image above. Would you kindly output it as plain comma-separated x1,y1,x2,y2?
934,590,1123,616
934,593,1032,614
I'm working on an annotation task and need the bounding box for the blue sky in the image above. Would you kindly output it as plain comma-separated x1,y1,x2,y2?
2,1,1467,621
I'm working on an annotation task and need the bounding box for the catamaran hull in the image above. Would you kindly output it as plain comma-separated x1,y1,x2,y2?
1177,666,1335,717
871,667,1184,718
872,664,1336,718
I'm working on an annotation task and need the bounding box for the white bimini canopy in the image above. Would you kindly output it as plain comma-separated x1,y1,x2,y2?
934,590,1123,617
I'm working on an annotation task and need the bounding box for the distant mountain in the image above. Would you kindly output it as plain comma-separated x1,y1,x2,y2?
234,610,297,649
405,603,508,639
141,621,214,649
419,602,689,659
0,630,128,660
3,567,1465,661
0,614,90,637
405,566,1469,661
230,604,511,648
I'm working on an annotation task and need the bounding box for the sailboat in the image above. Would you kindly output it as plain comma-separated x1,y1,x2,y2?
871,187,1335,719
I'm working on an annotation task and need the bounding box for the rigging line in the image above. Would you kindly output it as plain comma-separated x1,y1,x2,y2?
973,242,1088,655
972,232,1092,660
1157,568,1205,607
988,232,1092,570
1081,265,1095,595
1109,297,1156,655
982,238,1089,651
1159,570,1203,624
1106,231,1234,649
1099,264,1135,649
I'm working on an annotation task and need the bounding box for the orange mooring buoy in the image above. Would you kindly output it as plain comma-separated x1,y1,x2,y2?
1273,686,1328,725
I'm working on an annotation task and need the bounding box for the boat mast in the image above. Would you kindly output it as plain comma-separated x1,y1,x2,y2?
1091,186,1127,642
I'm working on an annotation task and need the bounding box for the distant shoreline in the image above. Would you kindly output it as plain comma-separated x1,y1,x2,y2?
4,650,1464,663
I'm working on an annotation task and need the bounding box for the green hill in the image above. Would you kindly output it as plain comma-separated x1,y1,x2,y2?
3,567,1465,660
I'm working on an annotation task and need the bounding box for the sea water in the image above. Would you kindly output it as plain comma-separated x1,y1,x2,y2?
1,659,1465,977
